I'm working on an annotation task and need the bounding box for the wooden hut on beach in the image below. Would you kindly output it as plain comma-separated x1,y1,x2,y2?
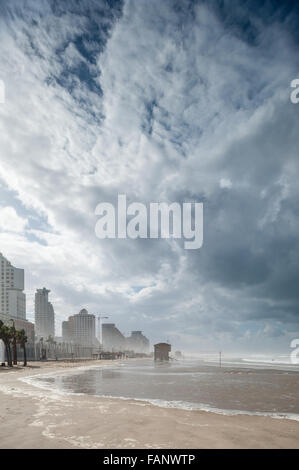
154,342,171,361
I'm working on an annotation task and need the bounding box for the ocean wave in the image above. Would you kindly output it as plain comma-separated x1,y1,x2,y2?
242,357,292,365
137,398,299,422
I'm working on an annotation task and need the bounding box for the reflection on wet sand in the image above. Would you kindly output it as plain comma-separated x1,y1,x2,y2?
36,359,299,416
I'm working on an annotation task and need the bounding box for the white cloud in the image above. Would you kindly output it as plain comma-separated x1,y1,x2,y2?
219,178,232,189
0,206,28,232
0,1,298,351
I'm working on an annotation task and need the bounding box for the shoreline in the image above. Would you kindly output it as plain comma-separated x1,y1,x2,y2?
1,360,299,449
19,364,299,423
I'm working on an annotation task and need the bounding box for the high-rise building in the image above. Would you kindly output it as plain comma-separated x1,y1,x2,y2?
62,309,97,346
102,323,126,351
0,252,26,319
35,288,55,339
73,309,97,346
126,331,150,353
62,315,75,343
62,320,72,342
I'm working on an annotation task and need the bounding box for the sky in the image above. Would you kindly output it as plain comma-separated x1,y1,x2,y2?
0,0,299,354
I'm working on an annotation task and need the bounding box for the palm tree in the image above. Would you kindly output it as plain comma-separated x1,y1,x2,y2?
46,335,56,345
17,329,28,367
46,335,56,359
0,321,13,366
39,337,46,360
10,320,18,365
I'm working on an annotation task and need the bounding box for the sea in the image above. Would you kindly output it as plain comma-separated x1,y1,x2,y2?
31,354,299,421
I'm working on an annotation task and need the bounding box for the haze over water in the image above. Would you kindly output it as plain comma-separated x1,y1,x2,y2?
35,357,299,419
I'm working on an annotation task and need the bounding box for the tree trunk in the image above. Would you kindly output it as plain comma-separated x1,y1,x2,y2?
23,344,27,367
8,343,13,367
5,342,12,367
13,337,17,365
4,342,9,366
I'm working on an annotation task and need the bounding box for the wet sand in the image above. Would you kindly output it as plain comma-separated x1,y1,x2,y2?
0,360,299,449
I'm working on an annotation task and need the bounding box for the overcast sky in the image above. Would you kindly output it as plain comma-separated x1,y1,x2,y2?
0,0,299,354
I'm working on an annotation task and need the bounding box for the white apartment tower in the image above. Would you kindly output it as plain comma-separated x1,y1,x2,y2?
0,252,26,320
35,288,55,339
73,309,96,346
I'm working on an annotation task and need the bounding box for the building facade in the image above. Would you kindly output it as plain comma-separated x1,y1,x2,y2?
102,323,126,351
14,317,35,345
62,309,97,347
34,288,55,340
73,309,96,346
126,331,150,353
62,315,75,343
0,253,35,361
0,313,35,344
0,313,35,362
0,252,26,319
62,320,72,342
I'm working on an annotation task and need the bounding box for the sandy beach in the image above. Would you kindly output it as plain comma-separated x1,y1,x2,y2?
0,360,298,449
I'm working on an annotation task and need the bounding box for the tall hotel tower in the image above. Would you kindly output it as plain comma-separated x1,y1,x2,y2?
0,252,26,320
35,287,55,339
62,309,97,346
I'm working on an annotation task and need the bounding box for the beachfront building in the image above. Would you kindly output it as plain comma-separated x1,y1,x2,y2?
62,309,97,347
14,317,35,344
0,252,26,319
61,315,75,343
102,323,126,351
62,320,73,342
73,309,97,346
62,315,76,343
126,331,150,353
34,288,55,340
0,308,35,361
0,315,35,363
0,253,36,360
154,343,171,361
0,313,35,344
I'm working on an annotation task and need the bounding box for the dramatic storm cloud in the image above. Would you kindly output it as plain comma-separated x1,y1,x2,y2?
0,0,299,353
